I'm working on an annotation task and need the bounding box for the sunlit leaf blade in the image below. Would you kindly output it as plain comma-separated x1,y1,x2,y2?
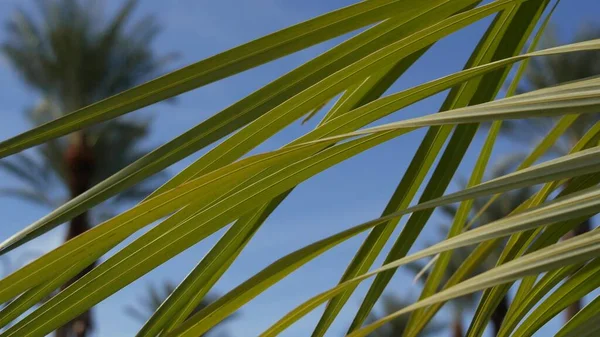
297,45,435,337
406,115,579,336
6,86,600,334
8,17,584,318
405,239,504,335
406,116,501,333
149,8,444,336
410,119,600,335
0,142,328,302
3,32,596,263
508,120,600,307
497,122,600,336
466,128,597,335
320,3,537,331
492,178,600,336
497,262,585,336
312,5,485,332
155,5,548,330
0,0,449,256
137,193,288,337
319,46,430,126
504,258,600,337
555,295,600,337
308,2,479,332
505,0,561,96
133,13,455,332
1,74,598,314
366,154,600,337
347,1,548,331
173,153,600,336
406,6,560,325
0,0,415,159
345,229,600,337
3,185,396,337
285,41,600,148
138,46,432,334
1,1,599,336
0,260,87,329
257,185,600,337
142,47,426,327
149,0,509,198
143,79,600,336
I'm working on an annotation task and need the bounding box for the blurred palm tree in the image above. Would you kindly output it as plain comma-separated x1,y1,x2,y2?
0,0,174,336
503,23,600,320
126,281,232,337
505,24,600,153
367,295,444,337
412,155,535,336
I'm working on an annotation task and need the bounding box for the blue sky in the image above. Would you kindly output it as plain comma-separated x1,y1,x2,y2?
0,1,599,336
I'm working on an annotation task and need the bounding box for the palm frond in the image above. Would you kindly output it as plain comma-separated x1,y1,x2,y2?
0,1,599,336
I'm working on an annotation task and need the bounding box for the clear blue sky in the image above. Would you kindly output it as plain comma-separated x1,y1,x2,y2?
0,1,598,336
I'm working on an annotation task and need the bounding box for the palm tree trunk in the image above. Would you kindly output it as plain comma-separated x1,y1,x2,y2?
452,310,463,337
563,218,591,321
56,132,95,337
490,295,509,335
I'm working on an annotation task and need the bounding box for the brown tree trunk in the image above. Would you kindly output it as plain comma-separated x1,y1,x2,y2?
452,310,463,337
490,295,509,335
56,132,95,337
563,219,591,321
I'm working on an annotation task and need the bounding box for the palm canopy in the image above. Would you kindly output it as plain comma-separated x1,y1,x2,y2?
2,0,170,109
410,155,534,333
0,0,172,216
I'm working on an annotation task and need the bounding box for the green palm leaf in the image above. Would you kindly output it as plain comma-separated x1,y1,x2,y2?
1,1,599,336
